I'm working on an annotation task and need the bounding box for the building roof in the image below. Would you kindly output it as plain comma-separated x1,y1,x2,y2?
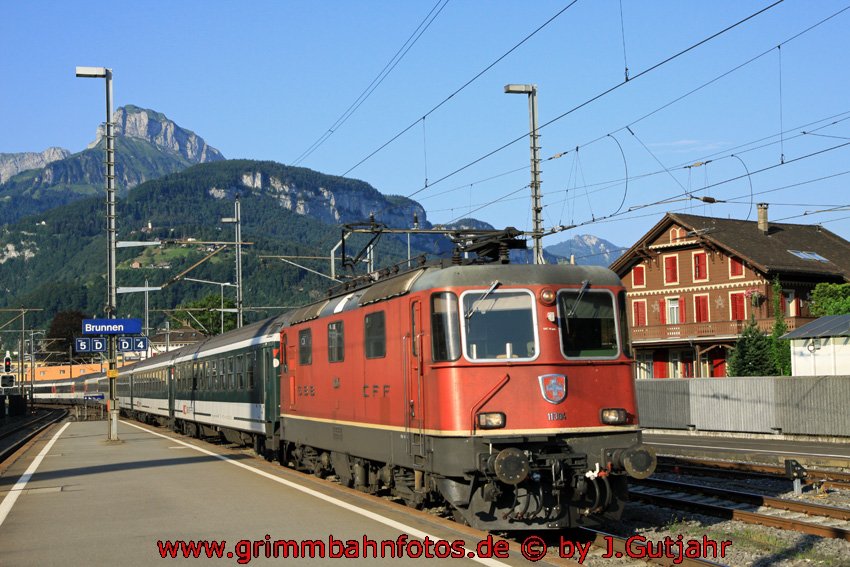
610,211,850,281
782,314,850,339
149,327,205,345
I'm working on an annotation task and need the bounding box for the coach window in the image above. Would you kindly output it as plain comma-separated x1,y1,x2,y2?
227,356,235,390
364,311,386,359
235,355,244,390
247,353,255,389
219,358,226,390
431,292,461,362
557,289,619,359
328,321,344,362
299,329,313,365
461,289,537,361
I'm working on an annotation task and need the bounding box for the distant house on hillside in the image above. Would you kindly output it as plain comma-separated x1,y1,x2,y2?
149,326,205,354
782,314,850,376
610,205,850,378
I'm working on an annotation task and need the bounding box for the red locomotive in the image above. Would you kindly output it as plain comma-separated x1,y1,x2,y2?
277,252,656,530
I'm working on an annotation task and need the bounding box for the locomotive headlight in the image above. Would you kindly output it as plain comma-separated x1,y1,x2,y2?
600,408,628,425
539,288,556,305
477,412,505,429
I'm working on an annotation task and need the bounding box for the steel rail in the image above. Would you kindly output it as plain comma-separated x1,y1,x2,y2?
629,486,850,541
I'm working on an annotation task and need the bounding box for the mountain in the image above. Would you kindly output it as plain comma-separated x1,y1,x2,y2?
0,160,434,331
545,234,625,267
0,106,224,226
0,147,71,183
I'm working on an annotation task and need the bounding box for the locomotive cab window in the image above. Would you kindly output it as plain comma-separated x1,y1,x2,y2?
431,292,461,362
557,289,619,359
461,289,537,361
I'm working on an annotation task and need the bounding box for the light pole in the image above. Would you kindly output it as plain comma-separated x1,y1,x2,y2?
221,197,243,328
504,84,544,265
184,278,238,334
76,65,119,441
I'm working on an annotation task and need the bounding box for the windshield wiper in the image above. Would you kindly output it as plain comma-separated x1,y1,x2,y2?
567,280,590,318
465,280,500,320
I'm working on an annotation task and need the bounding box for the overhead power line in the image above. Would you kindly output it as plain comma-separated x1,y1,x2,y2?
292,0,450,166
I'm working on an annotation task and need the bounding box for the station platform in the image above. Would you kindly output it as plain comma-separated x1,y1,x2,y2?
0,421,550,566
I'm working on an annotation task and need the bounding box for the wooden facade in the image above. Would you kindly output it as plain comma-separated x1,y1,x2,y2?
611,210,850,379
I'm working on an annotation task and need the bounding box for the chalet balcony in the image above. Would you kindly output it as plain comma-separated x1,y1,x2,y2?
630,317,817,343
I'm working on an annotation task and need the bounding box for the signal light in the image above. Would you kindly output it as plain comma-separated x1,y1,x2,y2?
3,356,10,373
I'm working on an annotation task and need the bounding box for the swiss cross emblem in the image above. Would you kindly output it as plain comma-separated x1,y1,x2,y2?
538,374,567,404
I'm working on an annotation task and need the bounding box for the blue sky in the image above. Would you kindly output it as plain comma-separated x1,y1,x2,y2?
2,0,850,254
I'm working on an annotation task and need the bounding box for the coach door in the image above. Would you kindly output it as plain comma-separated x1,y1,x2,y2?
405,300,425,458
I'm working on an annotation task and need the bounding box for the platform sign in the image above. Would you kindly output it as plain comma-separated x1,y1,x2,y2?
84,393,105,400
91,338,107,352
75,338,91,352
118,336,149,352
82,318,142,335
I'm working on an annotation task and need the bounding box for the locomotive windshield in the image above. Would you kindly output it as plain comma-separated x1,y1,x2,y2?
557,289,619,358
461,289,538,361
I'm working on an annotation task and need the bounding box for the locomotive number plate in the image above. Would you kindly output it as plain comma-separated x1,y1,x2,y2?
547,412,566,421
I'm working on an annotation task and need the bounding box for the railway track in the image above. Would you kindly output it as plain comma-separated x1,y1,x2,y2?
0,409,68,464
657,455,850,491
630,477,850,541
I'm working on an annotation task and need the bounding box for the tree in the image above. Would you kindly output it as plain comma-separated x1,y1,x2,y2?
728,315,777,376
47,310,94,362
810,282,850,317
173,294,236,336
769,279,791,376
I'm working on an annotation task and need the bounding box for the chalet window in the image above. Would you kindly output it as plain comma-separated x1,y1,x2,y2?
664,255,678,285
693,252,708,281
730,292,746,321
632,300,647,327
298,329,312,365
365,311,386,359
327,321,344,362
666,297,680,324
730,257,744,278
694,295,710,323
632,265,645,288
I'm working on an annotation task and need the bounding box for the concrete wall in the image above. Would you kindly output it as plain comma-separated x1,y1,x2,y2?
636,376,850,437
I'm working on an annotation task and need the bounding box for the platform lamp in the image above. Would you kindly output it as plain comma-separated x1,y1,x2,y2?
76,65,119,441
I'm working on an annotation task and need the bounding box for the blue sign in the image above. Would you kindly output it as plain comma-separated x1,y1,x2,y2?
84,393,105,400
91,338,107,352
83,318,142,335
118,336,149,352
75,338,91,352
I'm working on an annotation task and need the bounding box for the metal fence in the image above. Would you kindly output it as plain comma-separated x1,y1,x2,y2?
635,376,850,437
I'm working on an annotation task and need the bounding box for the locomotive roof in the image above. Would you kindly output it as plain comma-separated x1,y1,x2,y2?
410,262,623,290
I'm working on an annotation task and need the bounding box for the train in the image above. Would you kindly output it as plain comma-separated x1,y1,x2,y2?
33,253,656,531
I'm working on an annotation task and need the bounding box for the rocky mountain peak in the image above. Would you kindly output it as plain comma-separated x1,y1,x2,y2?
0,147,71,184
88,105,224,163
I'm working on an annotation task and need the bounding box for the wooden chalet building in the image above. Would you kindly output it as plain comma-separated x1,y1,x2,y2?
610,205,850,379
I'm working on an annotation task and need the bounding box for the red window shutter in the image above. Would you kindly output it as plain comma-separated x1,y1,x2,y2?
659,299,666,324
694,253,706,279
664,257,678,283
633,302,646,326
794,298,801,316
695,296,709,322
633,266,645,286
730,257,743,277
680,296,686,322
731,293,745,320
